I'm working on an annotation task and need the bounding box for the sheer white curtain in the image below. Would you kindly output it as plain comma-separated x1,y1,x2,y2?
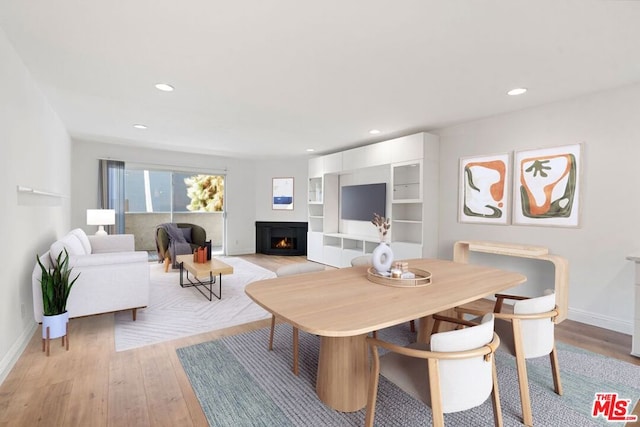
98,159,125,234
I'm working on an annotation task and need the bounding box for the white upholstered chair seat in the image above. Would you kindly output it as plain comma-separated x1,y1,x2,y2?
366,314,502,427
448,292,562,427
492,293,556,359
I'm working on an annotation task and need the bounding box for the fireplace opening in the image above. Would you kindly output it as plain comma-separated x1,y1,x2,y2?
272,237,296,250
256,221,307,256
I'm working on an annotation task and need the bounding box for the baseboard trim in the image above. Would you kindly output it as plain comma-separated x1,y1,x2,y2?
568,307,633,335
0,322,37,386
227,248,257,256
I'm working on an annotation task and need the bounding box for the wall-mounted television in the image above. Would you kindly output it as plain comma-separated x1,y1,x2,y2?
341,183,386,221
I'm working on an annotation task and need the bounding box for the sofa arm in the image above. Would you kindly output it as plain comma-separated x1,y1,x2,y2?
89,234,135,253
70,251,148,268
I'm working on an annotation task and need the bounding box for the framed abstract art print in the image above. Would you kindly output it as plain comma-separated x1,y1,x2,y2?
458,153,510,225
272,177,294,210
513,143,582,227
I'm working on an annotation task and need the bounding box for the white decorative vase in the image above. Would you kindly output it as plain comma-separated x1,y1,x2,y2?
372,242,394,274
42,311,69,339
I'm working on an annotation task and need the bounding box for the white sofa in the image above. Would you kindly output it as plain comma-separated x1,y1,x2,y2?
32,228,150,323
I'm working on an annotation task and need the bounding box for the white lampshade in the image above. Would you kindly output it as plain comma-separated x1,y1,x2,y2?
86,209,115,236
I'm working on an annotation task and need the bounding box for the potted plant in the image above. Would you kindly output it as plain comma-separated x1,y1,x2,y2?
36,249,80,346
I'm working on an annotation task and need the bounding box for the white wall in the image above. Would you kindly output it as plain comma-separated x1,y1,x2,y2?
253,158,310,223
0,28,72,382
71,140,260,255
437,83,640,334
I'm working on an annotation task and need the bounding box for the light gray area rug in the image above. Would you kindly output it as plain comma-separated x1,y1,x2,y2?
114,257,275,351
177,325,640,427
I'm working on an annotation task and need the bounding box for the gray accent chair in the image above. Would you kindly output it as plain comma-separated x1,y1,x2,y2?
155,223,206,268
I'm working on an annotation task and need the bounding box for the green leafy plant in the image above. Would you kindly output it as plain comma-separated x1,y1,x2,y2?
36,249,80,316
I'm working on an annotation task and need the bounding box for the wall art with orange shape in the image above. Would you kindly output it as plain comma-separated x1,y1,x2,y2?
458,153,510,225
513,143,582,227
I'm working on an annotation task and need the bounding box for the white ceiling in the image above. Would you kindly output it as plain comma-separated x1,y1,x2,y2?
2,1,640,159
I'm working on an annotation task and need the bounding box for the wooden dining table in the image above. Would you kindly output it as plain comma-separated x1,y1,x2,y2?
245,258,526,412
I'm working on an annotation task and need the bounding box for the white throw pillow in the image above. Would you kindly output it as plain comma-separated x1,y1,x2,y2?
50,234,86,263
69,228,92,254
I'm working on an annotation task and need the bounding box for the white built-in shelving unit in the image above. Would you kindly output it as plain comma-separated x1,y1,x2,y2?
307,132,439,267
626,253,640,357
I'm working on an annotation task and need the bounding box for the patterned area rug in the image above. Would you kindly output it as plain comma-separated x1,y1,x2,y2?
177,325,640,427
114,257,275,351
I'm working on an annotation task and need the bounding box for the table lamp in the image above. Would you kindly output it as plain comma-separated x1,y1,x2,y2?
86,209,115,236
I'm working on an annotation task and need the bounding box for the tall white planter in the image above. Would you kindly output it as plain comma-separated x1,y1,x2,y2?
42,311,69,339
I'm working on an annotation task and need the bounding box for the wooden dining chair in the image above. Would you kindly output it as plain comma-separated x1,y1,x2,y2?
366,314,502,427
268,262,325,376
434,292,561,427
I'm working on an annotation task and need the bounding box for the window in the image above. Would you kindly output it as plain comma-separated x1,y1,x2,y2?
124,167,227,255
125,170,224,213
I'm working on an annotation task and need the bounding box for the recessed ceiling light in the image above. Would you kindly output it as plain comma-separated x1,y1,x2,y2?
155,83,174,92
133,124,148,129
369,129,381,135
306,148,315,152
507,87,527,96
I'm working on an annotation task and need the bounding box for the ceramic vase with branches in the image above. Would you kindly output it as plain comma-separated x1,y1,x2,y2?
371,213,393,273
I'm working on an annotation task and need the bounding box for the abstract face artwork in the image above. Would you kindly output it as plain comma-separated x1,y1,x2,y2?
459,154,510,224
520,155,576,218
514,143,582,227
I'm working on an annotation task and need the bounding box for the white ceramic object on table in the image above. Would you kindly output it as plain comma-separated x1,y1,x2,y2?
372,242,394,274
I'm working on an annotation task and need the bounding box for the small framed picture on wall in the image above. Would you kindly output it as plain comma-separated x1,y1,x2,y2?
458,152,511,225
272,177,294,210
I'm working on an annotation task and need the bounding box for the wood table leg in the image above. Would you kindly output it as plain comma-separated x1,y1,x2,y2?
417,316,434,344
316,334,369,412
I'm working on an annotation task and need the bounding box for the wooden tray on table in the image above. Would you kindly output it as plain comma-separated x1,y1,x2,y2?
366,267,432,288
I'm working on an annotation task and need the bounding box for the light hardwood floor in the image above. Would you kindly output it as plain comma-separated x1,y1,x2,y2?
1,254,637,427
